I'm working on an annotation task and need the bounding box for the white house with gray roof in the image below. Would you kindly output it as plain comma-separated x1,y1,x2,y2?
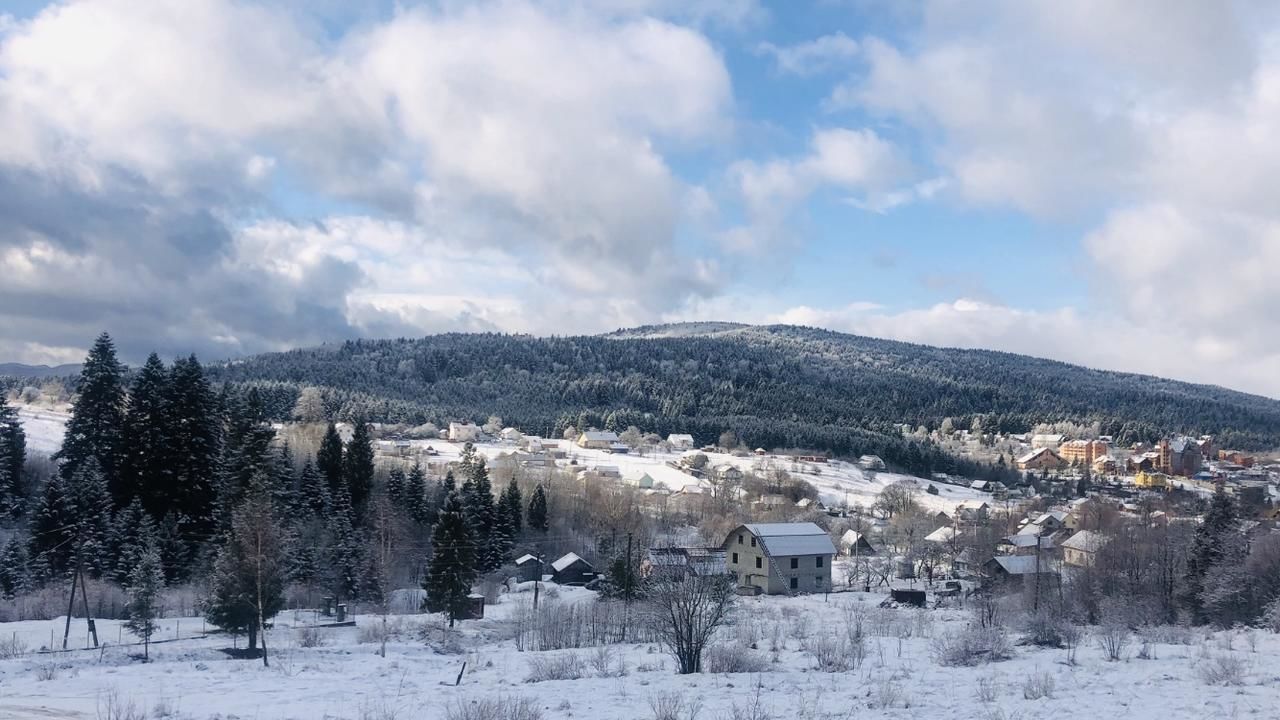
723,522,836,595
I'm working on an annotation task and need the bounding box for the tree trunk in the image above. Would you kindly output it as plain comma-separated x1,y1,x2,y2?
247,623,258,651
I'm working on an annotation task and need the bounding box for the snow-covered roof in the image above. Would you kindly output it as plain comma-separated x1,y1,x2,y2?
1003,534,1052,549
515,554,538,565
580,431,619,442
989,555,1051,575
839,530,871,547
551,552,586,572
1018,448,1061,464
667,433,694,443
743,522,836,556
925,526,958,543
1061,530,1109,553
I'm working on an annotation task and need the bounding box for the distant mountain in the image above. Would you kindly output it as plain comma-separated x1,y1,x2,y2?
207,323,1280,476
0,362,83,379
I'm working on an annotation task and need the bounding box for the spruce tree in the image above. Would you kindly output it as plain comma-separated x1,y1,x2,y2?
119,353,171,513
297,460,329,517
206,487,286,657
216,389,276,534
28,458,111,579
272,442,298,515
0,538,30,598
324,482,361,601
125,541,165,660
500,479,523,535
461,460,497,573
317,423,345,500
386,467,407,507
1184,486,1239,623
164,356,220,541
423,491,475,626
344,419,374,517
527,484,549,533
0,397,26,516
407,462,430,525
56,333,125,498
109,497,157,585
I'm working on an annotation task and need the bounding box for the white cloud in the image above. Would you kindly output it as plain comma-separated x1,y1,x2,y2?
757,32,859,75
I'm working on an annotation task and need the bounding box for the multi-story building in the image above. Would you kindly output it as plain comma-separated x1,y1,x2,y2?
1059,439,1109,467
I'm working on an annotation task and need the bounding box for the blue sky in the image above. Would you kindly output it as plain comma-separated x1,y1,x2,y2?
2,0,1280,396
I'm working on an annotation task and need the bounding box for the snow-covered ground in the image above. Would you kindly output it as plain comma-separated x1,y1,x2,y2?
14,405,68,456
0,580,1272,719
397,438,995,515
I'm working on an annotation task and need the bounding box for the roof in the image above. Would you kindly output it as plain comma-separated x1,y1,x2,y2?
551,552,587,572
515,554,538,565
667,433,694,442
1018,448,1061,463
925,526,958,543
989,555,1051,575
580,431,619,442
1003,534,1052,549
839,530,870,546
1061,530,1109,553
1033,511,1068,525
741,522,836,556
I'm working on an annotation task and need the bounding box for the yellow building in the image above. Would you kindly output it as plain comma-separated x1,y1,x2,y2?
1134,470,1168,490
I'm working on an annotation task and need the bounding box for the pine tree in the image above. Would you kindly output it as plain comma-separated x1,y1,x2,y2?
423,491,475,627
1184,486,1239,623
527,484,549,533
125,541,165,660
0,538,30,598
164,356,220,541
385,467,407,507
206,488,286,658
317,423,345,500
461,459,497,573
216,389,276,534
0,397,26,516
407,462,431,525
297,460,329,517
118,353,170,512
324,482,361,601
271,442,298,515
56,333,125,498
500,479,523,535
155,511,188,583
28,458,112,580
488,506,514,571
344,419,374,517
109,497,157,585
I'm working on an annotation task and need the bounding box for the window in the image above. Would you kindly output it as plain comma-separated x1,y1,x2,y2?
789,577,798,590
738,534,743,545
816,556,824,568
755,557,762,569
790,557,799,569
815,576,823,586
732,552,738,564
751,537,756,547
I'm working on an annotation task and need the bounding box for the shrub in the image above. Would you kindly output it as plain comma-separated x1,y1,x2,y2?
589,645,627,678
702,642,768,674
524,653,586,683
296,626,328,648
802,635,853,673
647,692,702,720
869,677,908,710
976,675,998,703
1096,622,1129,662
1021,670,1055,700
0,634,28,660
1021,609,1066,647
931,626,1013,667
1198,654,1247,686
445,696,543,720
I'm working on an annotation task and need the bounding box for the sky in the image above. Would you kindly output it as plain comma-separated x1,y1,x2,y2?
2,1,1280,397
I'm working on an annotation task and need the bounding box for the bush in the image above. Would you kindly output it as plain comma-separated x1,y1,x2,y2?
802,635,858,673
647,692,702,720
703,642,769,674
445,696,543,720
589,645,627,678
1198,654,1247,686
1021,670,1055,700
0,634,28,659
1021,609,1067,647
296,626,328,648
524,653,586,683
1096,622,1129,662
931,626,1013,667
976,675,998,703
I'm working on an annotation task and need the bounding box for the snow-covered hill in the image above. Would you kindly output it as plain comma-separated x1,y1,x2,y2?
15,405,67,456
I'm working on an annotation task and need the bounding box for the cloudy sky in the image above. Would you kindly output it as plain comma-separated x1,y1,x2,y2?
2,1,1279,396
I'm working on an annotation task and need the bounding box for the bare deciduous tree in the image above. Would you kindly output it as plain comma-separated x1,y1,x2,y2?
644,572,736,674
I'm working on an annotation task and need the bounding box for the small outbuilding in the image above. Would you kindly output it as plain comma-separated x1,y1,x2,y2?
550,552,596,586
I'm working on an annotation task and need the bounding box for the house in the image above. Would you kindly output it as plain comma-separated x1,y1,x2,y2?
1000,533,1054,556
1017,448,1066,471
1092,456,1118,474
550,553,596,585
952,547,981,577
1061,530,1108,567
606,443,630,454
1158,437,1203,477
838,530,878,556
1128,453,1159,473
521,436,545,452
1031,434,1065,449
578,431,620,449
955,500,990,520
448,422,480,443
755,493,788,510
514,554,542,582
667,434,695,449
723,522,836,595
925,526,959,545
1134,470,1169,490
715,464,744,482
858,455,887,471
1028,511,1067,532
627,473,657,490
499,427,522,442
983,555,1057,584
643,547,727,579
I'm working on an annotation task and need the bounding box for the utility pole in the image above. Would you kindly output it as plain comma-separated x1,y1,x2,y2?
622,532,633,642
62,527,98,650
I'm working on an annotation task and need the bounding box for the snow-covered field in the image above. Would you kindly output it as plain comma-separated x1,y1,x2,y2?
14,406,67,456
400,438,995,516
0,579,1272,719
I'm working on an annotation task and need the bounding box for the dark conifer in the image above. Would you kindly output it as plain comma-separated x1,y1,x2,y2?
527,483,549,533
344,419,374,517
56,333,125,496
119,353,170,512
423,491,475,626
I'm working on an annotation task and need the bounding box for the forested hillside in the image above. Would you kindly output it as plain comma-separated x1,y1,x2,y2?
203,324,1280,473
